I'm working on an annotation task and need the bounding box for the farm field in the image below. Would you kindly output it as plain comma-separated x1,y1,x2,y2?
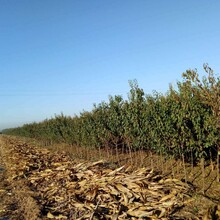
1,1,220,219
1,67,220,219
0,135,220,220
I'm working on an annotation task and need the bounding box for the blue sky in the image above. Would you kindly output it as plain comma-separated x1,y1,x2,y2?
1,0,220,130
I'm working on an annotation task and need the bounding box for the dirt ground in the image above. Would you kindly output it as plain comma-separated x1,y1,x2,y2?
0,137,40,220
0,135,220,219
0,139,11,220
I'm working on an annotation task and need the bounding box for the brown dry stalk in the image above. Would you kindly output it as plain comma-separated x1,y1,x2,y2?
1,136,220,219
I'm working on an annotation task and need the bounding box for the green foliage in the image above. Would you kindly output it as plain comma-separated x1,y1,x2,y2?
3,66,220,163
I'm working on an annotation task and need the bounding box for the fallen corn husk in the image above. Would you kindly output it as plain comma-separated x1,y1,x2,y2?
4,138,195,219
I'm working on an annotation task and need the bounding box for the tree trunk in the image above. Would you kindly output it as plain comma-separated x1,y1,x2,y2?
150,151,154,170
98,145,102,159
191,149,194,174
217,145,219,182
209,149,214,172
182,154,187,182
160,151,164,174
128,144,133,164
201,157,205,194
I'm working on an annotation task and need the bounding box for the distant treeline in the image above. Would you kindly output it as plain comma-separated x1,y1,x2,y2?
3,64,220,164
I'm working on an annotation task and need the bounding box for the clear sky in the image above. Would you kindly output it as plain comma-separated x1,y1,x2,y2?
1,0,220,130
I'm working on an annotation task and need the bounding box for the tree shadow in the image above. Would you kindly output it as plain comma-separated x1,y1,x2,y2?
191,170,202,183
204,176,218,195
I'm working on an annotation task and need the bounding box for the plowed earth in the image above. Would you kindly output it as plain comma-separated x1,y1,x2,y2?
0,136,219,220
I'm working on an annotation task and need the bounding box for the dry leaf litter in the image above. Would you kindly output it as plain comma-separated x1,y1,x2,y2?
4,139,194,219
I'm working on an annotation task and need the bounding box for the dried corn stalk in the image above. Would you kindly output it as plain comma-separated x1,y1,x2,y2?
4,138,194,219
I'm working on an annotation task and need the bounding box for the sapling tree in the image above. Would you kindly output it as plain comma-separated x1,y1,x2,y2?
182,64,220,181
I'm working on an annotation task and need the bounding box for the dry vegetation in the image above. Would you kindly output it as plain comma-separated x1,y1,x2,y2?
0,136,220,219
